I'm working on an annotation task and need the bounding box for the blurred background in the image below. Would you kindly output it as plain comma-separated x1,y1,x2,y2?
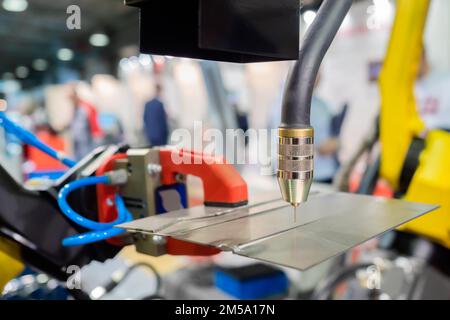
1,0,450,300
0,0,449,183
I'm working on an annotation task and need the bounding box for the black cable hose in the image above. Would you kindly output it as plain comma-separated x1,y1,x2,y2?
91,262,163,300
310,263,373,300
118,262,163,298
280,0,353,128
123,262,163,295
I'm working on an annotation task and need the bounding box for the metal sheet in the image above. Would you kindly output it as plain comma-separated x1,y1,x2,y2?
118,192,437,270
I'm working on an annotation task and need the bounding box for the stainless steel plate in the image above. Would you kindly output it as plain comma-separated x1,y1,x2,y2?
118,192,437,270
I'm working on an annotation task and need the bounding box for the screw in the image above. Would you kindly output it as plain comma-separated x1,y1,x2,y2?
106,198,114,207
175,173,185,183
152,235,166,245
147,163,162,176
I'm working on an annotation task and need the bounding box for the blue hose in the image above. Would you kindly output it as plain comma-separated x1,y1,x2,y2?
0,112,76,167
0,112,129,246
57,175,133,246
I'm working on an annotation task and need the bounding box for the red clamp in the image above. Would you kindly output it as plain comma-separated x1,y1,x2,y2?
159,148,248,207
95,148,248,256
159,148,248,256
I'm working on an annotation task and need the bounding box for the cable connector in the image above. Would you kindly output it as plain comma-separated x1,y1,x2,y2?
105,169,128,185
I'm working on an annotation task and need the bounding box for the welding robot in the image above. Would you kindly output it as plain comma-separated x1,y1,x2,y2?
327,0,450,298
379,0,450,252
0,0,445,299
0,0,358,297
0,0,346,291
339,0,450,265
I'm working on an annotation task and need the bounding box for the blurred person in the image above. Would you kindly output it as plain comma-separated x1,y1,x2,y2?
68,83,104,160
143,83,169,147
0,93,6,111
309,97,339,183
25,122,68,175
229,93,249,146
99,112,124,145
228,92,249,133
415,48,450,131
233,103,249,133
269,74,339,183
20,98,69,174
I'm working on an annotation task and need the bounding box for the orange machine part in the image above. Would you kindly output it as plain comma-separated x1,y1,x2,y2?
25,130,68,171
95,149,246,256
159,149,248,206
166,238,220,256
160,148,247,256
349,172,394,198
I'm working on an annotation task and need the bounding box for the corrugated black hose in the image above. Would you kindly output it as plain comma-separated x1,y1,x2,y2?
280,0,353,128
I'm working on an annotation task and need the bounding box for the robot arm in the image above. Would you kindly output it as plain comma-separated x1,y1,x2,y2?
379,0,450,249
379,0,429,189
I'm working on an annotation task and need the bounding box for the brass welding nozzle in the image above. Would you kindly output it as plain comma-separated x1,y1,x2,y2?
277,127,314,207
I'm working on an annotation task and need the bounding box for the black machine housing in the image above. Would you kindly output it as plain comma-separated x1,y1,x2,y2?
125,0,300,63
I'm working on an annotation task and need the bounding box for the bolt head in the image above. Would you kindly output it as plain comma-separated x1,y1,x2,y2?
106,198,114,207
152,235,166,245
147,163,162,176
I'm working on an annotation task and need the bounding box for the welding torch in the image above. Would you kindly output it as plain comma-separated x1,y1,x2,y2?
277,0,352,208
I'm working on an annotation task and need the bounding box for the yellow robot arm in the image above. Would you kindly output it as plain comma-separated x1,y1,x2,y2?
379,0,450,248
378,0,428,188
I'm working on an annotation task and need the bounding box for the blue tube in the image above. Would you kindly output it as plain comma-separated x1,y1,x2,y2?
62,227,127,247
58,176,124,230
62,195,133,246
57,176,133,246
0,112,76,167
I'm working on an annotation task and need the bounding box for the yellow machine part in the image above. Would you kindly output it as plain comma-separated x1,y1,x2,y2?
378,0,428,189
401,130,450,248
379,0,450,249
0,237,24,291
